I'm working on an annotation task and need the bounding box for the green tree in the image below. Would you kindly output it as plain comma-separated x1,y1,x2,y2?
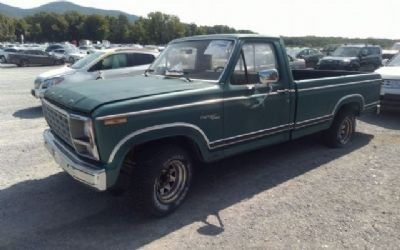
83,14,109,41
64,11,86,42
0,14,16,41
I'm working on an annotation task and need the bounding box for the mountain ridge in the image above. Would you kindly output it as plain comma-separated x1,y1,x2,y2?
0,1,139,21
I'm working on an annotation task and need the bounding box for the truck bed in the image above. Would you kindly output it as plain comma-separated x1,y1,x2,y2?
291,69,381,139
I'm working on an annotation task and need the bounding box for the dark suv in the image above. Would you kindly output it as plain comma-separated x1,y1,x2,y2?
316,44,382,71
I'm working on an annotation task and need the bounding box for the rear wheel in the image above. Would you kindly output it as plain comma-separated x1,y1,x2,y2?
20,60,28,67
324,109,356,148
68,57,75,64
350,64,359,71
0,56,5,63
127,145,193,217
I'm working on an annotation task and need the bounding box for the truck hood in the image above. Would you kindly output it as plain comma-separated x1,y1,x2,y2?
44,75,216,113
375,66,400,79
37,66,76,79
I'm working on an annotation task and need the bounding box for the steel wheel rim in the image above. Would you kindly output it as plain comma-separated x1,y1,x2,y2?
338,117,353,144
155,159,187,203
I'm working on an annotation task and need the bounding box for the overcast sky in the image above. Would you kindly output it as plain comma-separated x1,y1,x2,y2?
2,0,399,39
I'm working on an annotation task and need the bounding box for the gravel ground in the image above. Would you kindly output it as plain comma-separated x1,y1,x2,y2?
0,64,399,250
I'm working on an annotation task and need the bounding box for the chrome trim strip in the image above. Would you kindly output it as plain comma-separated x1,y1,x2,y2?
108,123,211,164
42,98,69,117
295,114,333,126
210,125,293,149
295,117,333,130
107,122,294,164
97,91,284,121
211,123,293,144
296,74,378,83
297,79,380,92
363,101,380,109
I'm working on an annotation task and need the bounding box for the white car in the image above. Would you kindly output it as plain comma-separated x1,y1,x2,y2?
375,53,400,110
32,48,159,98
51,48,86,64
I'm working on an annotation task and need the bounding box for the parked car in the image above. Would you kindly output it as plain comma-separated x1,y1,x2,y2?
50,48,86,64
317,44,382,71
32,48,159,98
381,49,398,66
288,54,306,69
45,44,65,53
296,48,324,68
41,34,381,217
0,48,19,63
391,42,400,51
375,53,400,110
7,50,64,67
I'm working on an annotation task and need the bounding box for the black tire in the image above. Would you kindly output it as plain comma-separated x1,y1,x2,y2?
20,60,28,67
324,109,356,148
69,57,75,64
350,64,359,71
0,56,5,63
129,145,193,217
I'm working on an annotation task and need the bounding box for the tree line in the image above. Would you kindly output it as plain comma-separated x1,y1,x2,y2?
0,11,253,44
0,11,398,48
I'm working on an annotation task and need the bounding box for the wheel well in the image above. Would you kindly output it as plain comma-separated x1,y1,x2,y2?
336,102,361,116
121,136,203,173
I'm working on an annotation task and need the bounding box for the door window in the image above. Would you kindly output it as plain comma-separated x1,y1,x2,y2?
232,43,278,85
90,53,129,71
127,53,155,66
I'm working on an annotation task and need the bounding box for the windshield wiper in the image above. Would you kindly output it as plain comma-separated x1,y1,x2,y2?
165,70,192,82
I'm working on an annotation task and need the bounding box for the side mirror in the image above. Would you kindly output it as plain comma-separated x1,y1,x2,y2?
259,69,279,84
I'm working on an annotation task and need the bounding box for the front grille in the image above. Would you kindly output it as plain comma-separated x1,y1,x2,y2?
42,101,73,147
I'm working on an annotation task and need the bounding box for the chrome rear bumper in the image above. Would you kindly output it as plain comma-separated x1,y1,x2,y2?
43,129,106,191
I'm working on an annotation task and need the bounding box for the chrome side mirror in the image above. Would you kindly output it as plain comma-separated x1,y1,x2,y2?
258,69,279,84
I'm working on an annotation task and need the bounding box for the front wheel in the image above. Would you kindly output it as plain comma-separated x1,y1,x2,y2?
0,56,6,63
324,109,356,148
130,145,193,217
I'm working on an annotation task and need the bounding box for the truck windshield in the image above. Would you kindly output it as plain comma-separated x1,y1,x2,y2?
388,54,400,66
70,52,104,69
331,47,361,57
147,39,234,81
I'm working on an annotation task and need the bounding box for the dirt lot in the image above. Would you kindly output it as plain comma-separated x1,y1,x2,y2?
0,64,399,250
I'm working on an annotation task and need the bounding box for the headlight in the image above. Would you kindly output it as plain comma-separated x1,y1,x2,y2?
42,77,64,89
69,115,100,161
339,59,351,65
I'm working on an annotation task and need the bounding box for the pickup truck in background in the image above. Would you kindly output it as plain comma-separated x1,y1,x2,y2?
375,53,400,110
41,34,381,217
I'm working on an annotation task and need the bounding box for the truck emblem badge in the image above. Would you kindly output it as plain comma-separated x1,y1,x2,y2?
200,114,221,120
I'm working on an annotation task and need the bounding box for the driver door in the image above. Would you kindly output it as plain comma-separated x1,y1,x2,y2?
221,41,292,150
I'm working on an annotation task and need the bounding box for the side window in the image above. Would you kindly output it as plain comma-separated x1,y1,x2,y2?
93,54,129,71
127,53,155,66
232,42,278,85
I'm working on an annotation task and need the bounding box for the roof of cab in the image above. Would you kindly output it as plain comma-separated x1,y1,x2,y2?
170,34,280,43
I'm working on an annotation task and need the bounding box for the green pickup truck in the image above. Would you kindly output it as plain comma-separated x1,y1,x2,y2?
42,34,381,216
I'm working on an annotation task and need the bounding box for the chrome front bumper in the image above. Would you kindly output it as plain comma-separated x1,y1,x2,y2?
43,129,106,191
